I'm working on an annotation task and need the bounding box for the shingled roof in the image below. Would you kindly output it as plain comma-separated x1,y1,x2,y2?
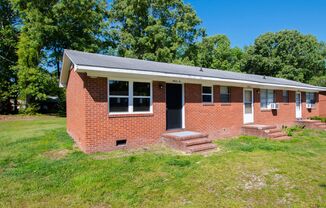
60,49,326,91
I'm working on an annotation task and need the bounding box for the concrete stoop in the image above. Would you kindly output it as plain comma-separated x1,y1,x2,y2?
241,124,291,140
161,131,217,154
296,119,326,130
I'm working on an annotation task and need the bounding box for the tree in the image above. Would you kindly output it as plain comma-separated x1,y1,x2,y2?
11,0,109,113
0,0,19,114
108,0,204,63
195,34,243,71
243,30,326,83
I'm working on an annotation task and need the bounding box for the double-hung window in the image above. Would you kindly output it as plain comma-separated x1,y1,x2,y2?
108,80,152,114
202,86,213,103
108,80,129,113
133,82,151,112
220,86,230,103
260,89,274,109
282,90,289,103
306,92,316,105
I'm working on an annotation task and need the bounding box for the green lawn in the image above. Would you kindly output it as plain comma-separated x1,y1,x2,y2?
0,116,326,208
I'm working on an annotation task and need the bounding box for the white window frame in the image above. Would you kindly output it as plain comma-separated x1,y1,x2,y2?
202,85,213,103
260,89,275,110
220,86,231,103
306,92,315,104
282,90,289,103
108,79,153,115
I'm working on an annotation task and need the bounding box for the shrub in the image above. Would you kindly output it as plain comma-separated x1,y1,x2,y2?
310,116,326,123
285,125,304,136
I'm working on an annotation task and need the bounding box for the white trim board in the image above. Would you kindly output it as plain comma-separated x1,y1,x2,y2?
72,65,324,92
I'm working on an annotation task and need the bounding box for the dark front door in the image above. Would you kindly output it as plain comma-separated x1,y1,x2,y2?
166,83,183,130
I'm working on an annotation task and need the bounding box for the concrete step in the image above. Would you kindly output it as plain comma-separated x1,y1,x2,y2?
268,132,287,138
186,143,217,153
162,132,208,141
182,138,212,146
314,123,326,127
264,128,282,134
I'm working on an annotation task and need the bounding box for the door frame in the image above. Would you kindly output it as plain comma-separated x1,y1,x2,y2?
243,88,254,124
165,82,185,130
295,92,302,119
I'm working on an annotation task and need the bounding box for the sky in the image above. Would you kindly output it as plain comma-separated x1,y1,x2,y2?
184,0,326,48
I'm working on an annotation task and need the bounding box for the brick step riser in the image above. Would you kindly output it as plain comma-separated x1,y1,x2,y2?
181,138,212,146
175,137,208,141
264,129,282,134
186,144,217,153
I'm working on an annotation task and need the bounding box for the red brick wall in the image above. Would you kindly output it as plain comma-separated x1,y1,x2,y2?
253,89,296,127
301,92,319,118
66,71,323,153
66,70,87,151
184,84,243,139
318,92,326,117
82,77,166,153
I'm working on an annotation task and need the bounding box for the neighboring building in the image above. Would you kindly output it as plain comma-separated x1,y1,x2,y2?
60,50,326,153
320,92,326,117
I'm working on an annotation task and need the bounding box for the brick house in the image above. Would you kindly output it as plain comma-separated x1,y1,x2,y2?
60,50,326,153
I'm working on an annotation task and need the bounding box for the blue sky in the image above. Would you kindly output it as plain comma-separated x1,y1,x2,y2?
185,0,326,48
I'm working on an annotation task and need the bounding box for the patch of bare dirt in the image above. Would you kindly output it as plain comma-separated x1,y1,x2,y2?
243,173,266,191
43,149,71,160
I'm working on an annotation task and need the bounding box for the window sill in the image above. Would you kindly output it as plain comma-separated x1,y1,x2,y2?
109,113,154,118
203,103,214,106
220,103,231,106
261,108,272,112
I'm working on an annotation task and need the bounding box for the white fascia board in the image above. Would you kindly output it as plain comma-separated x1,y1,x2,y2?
59,52,79,87
75,65,323,92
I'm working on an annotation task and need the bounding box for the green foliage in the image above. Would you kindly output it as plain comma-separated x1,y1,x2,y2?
284,125,304,136
108,0,204,63
310,116,326,123
11,0,109,114
243,30,326,83
0,0,19,113
166,158,191,167
195,34,244,71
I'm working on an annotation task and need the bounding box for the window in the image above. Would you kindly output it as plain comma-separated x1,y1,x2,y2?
260,89,274,109
133,82,151,112
108,80,152,114
282,90,289,103
109,81,129,113
220,86,230,103
306,92,316,104
202,86,213,103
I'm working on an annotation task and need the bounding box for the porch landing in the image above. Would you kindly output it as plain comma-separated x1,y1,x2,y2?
241,124,291,140
297,119,326,130
161,131,217,154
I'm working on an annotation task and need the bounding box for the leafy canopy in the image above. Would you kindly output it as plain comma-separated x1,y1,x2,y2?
108,0,204,63
0,0,19,113
195,34,243,71
11,0,109,112
243,30,326,82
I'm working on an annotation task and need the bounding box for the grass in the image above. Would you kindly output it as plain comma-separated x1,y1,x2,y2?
0,116,326,207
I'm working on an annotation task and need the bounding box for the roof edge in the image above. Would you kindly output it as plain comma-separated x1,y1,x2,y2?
76,65,325,92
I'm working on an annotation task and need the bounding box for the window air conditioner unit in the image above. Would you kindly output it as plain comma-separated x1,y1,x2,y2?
306,103,314,109
270,103,279,110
